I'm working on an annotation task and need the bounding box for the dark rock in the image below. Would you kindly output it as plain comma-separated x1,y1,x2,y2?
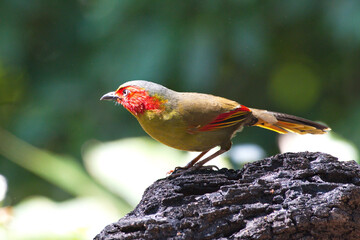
95,152,360,240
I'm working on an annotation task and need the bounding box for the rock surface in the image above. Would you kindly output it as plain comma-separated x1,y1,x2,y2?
95,152,360,240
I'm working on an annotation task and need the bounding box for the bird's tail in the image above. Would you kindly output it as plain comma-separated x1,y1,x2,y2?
249,108,330,134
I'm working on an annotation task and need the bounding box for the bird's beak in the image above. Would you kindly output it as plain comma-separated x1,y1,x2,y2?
100,91,119,101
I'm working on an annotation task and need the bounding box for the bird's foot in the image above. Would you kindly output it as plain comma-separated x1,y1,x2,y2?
166,166,187,176
167,165,219,179
166,167,189,179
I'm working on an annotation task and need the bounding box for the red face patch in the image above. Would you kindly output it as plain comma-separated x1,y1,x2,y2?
115,86,166,115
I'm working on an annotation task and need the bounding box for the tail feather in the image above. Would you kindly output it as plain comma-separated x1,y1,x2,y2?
250,109,330,135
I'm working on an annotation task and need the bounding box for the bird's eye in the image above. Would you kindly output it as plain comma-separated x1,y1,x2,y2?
123,89,130,97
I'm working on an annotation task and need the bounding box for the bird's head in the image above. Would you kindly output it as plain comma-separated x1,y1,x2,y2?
100,80,168,116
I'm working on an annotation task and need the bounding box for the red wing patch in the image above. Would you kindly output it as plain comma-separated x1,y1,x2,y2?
197,105,251,132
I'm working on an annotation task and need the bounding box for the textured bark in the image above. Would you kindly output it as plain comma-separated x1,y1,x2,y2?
95,152,360,240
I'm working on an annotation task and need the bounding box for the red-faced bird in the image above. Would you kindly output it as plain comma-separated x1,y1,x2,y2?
101,80,330,171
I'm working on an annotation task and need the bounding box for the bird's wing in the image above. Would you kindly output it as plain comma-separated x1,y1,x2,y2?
176,93,251,133
197,105,251,131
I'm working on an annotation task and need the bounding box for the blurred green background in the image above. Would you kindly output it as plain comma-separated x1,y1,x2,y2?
0,0,360,239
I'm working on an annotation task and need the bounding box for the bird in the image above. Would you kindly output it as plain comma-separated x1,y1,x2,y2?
100,80,330,172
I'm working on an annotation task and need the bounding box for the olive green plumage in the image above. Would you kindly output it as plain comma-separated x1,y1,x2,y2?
101,80,330,170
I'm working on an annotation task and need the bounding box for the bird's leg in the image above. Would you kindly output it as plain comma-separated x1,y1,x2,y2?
184,150,210,168
192,142,232,170
169,143,231,178
171,150,209,174
192,147,228,170
169,150,210,177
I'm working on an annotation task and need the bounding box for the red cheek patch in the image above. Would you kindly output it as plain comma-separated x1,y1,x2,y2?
117,86,166,115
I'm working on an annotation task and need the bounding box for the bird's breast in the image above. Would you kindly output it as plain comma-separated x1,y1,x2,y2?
135,109,236,151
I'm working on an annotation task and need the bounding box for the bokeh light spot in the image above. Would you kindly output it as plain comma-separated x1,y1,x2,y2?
269,63,321,111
